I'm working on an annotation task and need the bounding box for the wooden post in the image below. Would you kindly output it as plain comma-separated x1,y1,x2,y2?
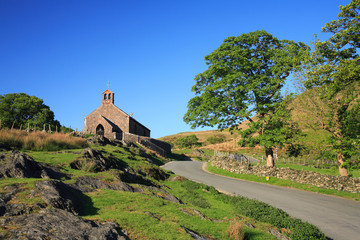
49,124,51,132
27,123,30,133
56,125,58,133
43,124,46,132
11,120,16,129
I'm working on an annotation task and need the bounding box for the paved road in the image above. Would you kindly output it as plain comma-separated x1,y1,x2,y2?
162,160,360,240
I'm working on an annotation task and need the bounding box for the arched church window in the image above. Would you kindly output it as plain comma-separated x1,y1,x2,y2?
108,93,112,99
104,94,107,100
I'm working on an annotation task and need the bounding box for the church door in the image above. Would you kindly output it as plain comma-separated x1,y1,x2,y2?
96,124,104,136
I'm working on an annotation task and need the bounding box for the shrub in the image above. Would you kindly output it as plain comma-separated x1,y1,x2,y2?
207,136,225,144
174,135,201,149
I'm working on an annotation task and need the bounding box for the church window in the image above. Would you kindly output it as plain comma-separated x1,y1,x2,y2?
104,94,107,100
108,93,112,99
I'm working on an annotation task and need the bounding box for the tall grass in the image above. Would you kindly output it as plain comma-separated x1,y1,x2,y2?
0,129,88,151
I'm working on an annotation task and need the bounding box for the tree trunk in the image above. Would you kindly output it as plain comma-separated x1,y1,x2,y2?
266,147,275,167
337,152,349,177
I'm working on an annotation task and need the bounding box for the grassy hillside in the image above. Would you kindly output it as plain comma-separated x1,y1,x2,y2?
159,88,334,156
0,132,326,239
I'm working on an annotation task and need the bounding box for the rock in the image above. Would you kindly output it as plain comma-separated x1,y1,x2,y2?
268,228,291,240
192,149,205,157
143,186,183,204
139,166,169,181
35,180,86,215
2,208,129,240
86,135,111,146
111,168,156,186
70,148,126,173
181,226,210,240
168,175,187,182
144,211,160,221
0,151,66,180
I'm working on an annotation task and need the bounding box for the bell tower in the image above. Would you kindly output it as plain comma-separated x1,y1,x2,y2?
102,89,114,105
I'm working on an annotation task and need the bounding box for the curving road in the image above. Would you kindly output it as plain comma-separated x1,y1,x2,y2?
162,160,360,240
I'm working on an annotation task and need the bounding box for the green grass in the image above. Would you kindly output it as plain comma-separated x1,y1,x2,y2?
27,150,81,167
207,163,360,201
84,185,278,240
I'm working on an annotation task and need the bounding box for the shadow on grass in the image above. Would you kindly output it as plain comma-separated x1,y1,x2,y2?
81,193,100,216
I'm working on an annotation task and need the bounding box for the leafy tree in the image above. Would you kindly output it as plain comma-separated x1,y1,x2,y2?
303,0,360,176
0,93,60,130
207,136,225,144
174,135,201,149
184,30,308,166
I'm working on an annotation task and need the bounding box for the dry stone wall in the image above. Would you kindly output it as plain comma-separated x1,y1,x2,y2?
210,156,360,193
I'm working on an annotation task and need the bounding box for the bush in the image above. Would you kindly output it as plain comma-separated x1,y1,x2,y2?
174,135,201,149
207,136,225,144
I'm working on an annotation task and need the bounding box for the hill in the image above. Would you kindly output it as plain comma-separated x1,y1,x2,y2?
0,131,325,239
159,88,333,155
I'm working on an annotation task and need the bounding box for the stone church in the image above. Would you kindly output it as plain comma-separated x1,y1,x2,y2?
84,89,151,139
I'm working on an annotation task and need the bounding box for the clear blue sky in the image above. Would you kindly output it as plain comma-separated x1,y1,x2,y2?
0,0,350,138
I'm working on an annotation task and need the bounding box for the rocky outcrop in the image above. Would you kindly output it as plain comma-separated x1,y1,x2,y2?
35,180,86,215
1,208,129,240
70,148,126,172
138,166,169,181
210,156,360,193
0,151,66,179
143,186,183,204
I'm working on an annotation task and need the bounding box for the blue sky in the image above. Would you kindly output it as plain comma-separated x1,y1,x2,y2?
0,0,350,138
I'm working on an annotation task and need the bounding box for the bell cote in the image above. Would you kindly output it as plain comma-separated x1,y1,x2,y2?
102,89,114,105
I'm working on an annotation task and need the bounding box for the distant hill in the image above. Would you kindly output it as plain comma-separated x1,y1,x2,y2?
160,88,332,154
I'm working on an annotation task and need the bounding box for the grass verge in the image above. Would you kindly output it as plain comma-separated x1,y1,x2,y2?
207,163,360,201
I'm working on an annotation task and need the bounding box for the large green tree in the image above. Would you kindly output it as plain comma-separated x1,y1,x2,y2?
184,30,308,166
303,0,360,176
0,93,60,130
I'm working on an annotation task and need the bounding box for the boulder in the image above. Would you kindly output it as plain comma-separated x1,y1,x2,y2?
70,148,126,172
35,180,86,215
0,151,66,180
1,208,129,240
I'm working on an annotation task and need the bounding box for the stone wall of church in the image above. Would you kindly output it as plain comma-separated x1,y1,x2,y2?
85,104,130,139
129,118,150,137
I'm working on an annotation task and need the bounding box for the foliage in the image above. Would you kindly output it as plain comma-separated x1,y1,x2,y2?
207,136,225,144
0,129,88,151
184,30,308,165
0,93,60,130
173,134,201,149
302,0,360,176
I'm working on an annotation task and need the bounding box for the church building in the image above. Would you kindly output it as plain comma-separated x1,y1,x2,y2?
84,89,151,139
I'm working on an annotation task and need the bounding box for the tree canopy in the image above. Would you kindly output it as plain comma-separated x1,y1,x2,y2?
184,30,308,166
303,0,360,176
0,93,60,130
